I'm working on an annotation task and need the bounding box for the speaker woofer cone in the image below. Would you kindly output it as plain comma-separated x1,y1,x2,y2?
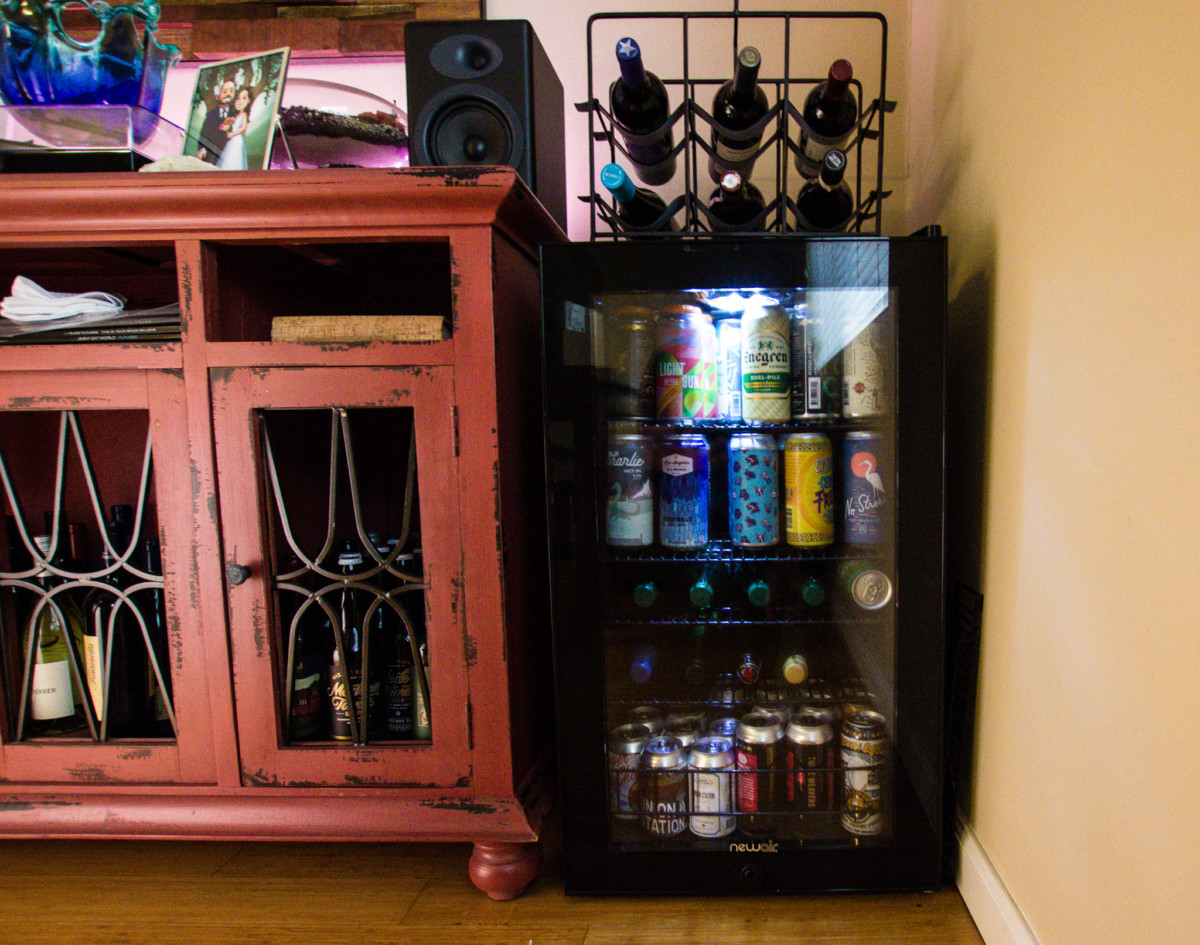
427,99,514,166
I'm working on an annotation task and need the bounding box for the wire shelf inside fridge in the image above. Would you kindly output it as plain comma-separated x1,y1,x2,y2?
580,4,896,239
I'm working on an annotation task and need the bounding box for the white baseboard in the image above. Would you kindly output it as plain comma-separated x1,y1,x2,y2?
956,817,1041,945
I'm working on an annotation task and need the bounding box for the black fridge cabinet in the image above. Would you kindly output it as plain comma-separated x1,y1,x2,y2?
540,235,947,894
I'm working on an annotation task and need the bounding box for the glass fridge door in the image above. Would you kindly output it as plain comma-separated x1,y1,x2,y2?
542,237,945,892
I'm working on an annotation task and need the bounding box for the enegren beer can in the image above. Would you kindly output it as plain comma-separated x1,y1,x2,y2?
736,709,785,836
841,709,888,837
843,431,886,545
655,305,717,420
658,433,709,550
716,316,743,420
728,433,779,548
606,424,654,547
688,734,736,838
639,735,689,839
740,305,791,423
783,433,835,547
842,320,888,417
790,300,840,418
608,722,652,829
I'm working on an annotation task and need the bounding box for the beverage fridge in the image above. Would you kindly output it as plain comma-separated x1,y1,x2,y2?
539,233,947,893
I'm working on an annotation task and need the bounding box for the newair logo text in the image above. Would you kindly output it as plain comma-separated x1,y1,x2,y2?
728,840,780,853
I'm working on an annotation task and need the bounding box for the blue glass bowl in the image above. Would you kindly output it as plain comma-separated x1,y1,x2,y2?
0,0,181,116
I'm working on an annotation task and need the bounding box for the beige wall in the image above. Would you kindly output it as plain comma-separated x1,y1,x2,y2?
908,2,1200,943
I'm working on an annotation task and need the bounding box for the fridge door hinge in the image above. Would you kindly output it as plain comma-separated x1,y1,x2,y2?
451,406,460,457
466,697,474,750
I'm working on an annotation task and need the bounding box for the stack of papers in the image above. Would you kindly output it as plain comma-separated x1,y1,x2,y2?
0,276,180,345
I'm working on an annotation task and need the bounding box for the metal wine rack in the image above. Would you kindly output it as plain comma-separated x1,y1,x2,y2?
580,3,895,239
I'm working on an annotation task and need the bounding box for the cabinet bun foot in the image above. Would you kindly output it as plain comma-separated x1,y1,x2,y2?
468,840,543,900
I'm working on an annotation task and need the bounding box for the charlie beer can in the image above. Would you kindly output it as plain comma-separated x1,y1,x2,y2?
606,425,654,547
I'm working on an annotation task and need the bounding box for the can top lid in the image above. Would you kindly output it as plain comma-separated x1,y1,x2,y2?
738,709,783,742
609,722,653,752
642,735,685,767
787,710,833,742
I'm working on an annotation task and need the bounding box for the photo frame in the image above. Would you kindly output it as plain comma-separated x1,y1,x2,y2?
182,48,291,170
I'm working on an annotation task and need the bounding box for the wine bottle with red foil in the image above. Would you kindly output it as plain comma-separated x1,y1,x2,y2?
795,59,859,178
708,46,769,183
600,163,677,232
707,170,766,231
610,37,677,186
795,149,854,232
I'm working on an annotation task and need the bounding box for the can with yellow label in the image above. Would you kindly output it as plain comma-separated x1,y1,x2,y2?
783,432,835,547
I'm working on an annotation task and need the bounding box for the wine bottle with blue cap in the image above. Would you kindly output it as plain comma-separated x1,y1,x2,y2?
609,37,677,185
600,163,677,232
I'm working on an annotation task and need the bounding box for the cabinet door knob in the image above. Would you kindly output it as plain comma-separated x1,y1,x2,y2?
226,563,251,586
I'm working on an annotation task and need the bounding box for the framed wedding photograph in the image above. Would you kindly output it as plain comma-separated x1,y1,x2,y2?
183,48,291,170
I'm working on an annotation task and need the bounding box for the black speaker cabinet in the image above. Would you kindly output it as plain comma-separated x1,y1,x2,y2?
406,19,566,231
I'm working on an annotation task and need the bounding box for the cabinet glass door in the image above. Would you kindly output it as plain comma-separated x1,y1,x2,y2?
0,371,214,785
211,366,470,788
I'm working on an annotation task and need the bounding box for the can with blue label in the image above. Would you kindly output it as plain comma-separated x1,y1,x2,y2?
728,433,779,548
658,433,710,550
843,431,886,544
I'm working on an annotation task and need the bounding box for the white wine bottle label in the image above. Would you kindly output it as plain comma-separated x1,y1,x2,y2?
714,138,759,164
84,630,105,721
31,660,74,720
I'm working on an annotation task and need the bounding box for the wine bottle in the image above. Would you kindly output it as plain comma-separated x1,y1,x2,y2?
382,602,415,740
600,162,676,232
795,58,859,178
610,37,677,186
633,580,658,609
83,533,150,737
736,651,763,686
139,538,174,737
688,577,715,610
629,644,657,685
288,593,328,742
328,542,375,741
792,574,826,608
683,625,708,688
708,46,770,183
26,535,87,736
780,651,809,686
745,578,771,608
413,634,432,740
794,149,854,232
707,170,766,231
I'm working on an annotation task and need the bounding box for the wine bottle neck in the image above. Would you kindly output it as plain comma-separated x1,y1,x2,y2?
732,49,761,101
616,38,647,91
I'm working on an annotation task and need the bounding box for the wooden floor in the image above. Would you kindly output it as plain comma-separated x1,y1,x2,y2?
0,814,985,944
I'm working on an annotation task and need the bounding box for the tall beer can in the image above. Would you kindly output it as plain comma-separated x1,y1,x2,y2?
786,710,835,817
740,305,791,422
607,722,652,834
790,301,840,418
716,316,743,420
736,709,785,837
783,433,835,547
655,305,716,421
658,433,710,550
688,735,736,838
604,305,656,417
639,735,689,839
842,320,889,417
843,431,887,544
606,424,654,547
841,710,888,837
728,433,779,548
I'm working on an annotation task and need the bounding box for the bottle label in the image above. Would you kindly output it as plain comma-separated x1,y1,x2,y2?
386,663,414,735
714,138,759,165
31,660,74,721
84,627,105,721
290,654,323,737
328,665,381,740
661,453,694,477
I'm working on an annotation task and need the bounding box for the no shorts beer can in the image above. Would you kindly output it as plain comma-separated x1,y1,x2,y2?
843,431,887,544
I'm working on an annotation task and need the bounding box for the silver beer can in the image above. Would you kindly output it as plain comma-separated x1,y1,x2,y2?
688,734,736,838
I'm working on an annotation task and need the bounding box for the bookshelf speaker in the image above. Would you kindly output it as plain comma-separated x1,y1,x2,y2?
405,19,566,231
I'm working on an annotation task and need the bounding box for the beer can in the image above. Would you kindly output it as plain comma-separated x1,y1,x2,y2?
786,710,835,815
658,433,710,550
639,735,689,838
607,722,652,824
708,716,740,740
843,432,887,545
604,305,656,417
842,320,889,417
667,717,704,755
605,424,654,547
841,710,888,836
740,305,791,423
728,433,780,548
688,734,736,838
837,559,893,610
783,433,835,547
655,305,717,420
790,301,840,418
736,709,785,836
625,705,665,735
665,709,707,732
716,316,743,420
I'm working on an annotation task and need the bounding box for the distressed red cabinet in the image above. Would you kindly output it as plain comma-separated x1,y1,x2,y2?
0,169,560,900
